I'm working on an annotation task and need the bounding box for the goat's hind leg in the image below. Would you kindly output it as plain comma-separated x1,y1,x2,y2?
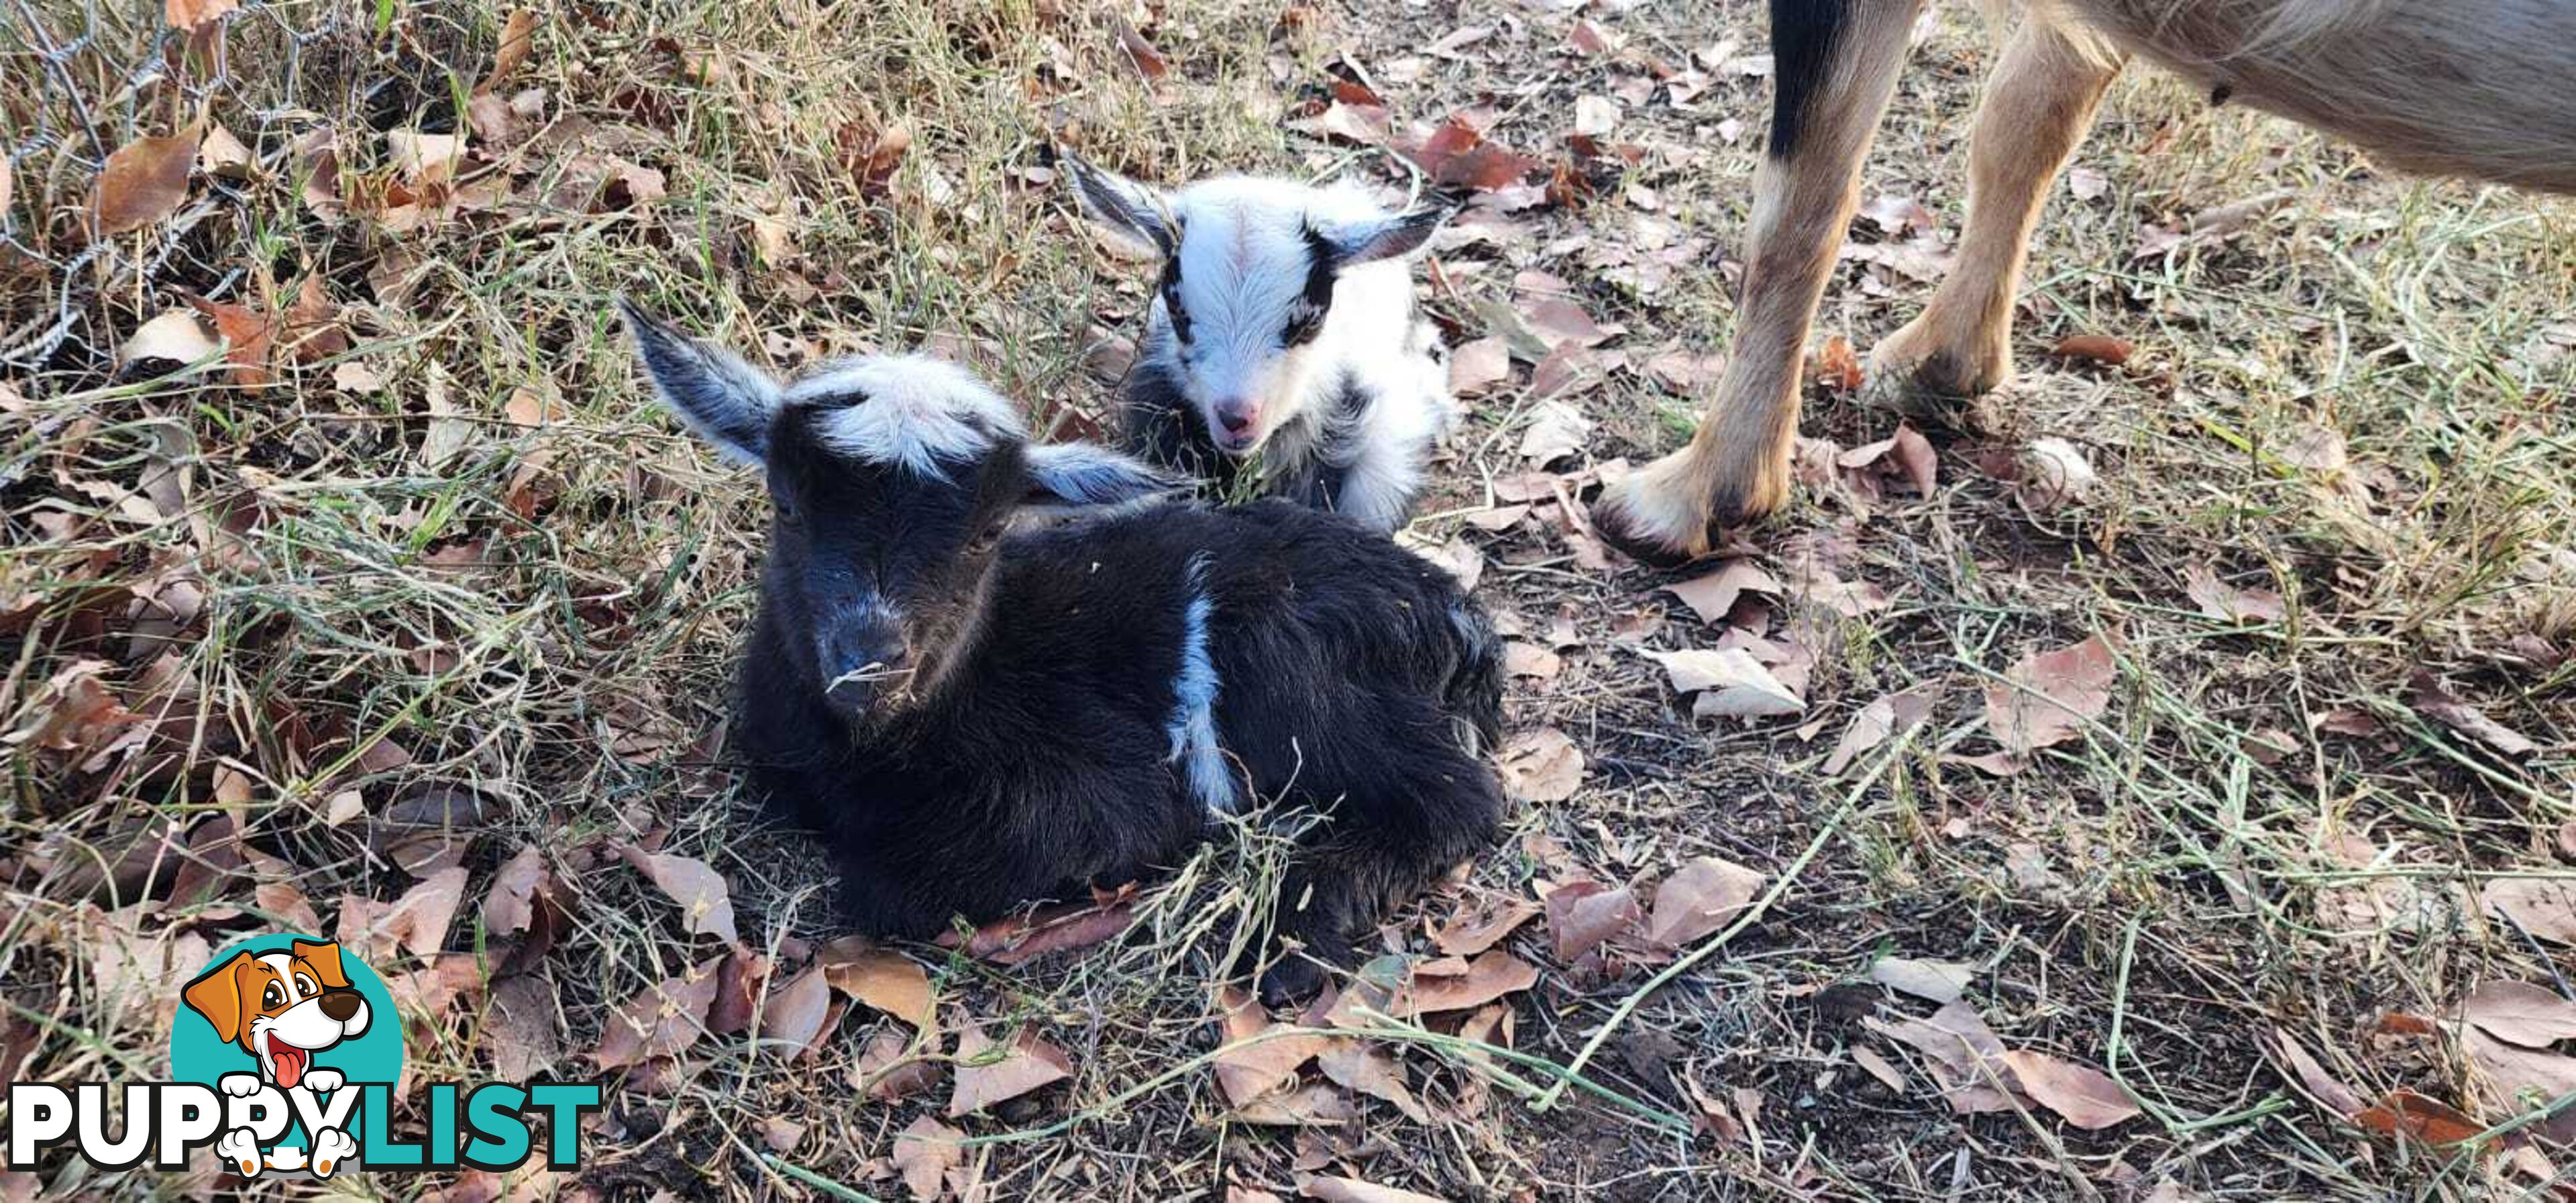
1593,0,1922,562
1252,743,1505,1004
1868,15,2124,410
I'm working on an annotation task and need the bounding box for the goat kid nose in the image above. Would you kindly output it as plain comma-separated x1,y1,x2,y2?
1214,402,1260,438
318,990,362,1021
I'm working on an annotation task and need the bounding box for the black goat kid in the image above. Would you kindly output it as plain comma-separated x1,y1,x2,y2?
622,301,1507,1000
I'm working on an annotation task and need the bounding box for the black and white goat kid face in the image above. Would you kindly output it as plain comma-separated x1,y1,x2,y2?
620,300,1171,725
1061,154,1457,532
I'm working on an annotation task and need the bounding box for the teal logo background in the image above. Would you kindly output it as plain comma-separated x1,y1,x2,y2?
168,933,403,1150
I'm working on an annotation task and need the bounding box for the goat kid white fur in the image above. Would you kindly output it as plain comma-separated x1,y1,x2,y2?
1063,155,1456,533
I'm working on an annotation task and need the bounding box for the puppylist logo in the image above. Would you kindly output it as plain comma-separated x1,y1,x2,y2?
7,933,600,1178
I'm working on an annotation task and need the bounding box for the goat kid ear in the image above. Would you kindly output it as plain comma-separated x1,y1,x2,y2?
1022,441,1184,507
619,297,783,467
1318,201,1456,268
1059,150,1179,260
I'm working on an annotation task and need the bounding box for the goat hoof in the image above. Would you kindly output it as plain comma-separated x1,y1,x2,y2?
1256,957,1329,1007
1863,329,2003,423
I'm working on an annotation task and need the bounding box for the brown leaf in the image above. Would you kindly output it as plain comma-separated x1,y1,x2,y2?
1232,1082,1358,1127
1984,636,2116,757
490,9,537,82
378,865,468,957
892,1115,963,1202
1522,298,1613,350
2463,981,2576,1047
1859,192,1936,237
1409,950,1539,1014
1813,335,1863,393
1642,857,1764,947
2463,1027,2576,1143
948,1024,1074,1116
1663,560,1782,625
2408,672,2538,757
1864,1000,2022,1114
1517,398,1594,464
1497,727,1583,802
1646,647,1803,718
1999,1049,2141,1130
198,124,253,177
1113,17,1169,80
94,132,196,235
165,0,236,29
1432,898,1542,957
620,847,740,945
1823,684,1938,776
186,297,278,388
2353,1088,2489,1148
121,309,219,366
1851,1045,1908,1092
819,938,934,1028
594,957,722,1070
1544,880,1639,961
1301,1177,1449,1203
2260,1026,2363,1116
2049,334,2134,368
753,965,833,1057
484,974,561,1081
481,844,550,937
2185,564,2287,624
1318,1042,1428,1122
2483,878,2576,943
958,894,1138,965
2275,422,2348,473
1214,986,1332,1106
1869,957,1975,1004
853,1027,942,1102
1448,337,1511,397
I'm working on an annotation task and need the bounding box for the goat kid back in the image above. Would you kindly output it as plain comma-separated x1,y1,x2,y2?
621,300,1507,1002
1060,151,1458,534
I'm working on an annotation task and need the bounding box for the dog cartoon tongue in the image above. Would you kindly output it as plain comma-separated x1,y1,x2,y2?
267,1033,309,1089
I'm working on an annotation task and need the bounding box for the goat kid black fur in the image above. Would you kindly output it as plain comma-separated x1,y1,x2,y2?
622,300,1507,1001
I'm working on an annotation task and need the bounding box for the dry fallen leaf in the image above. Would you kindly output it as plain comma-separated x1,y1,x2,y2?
1823,684,1938,776
1214,986,1333,1106
1864,1000,2023,1115
2462,1027,2576,1143
121,309,219,366
1869,957,1975,1004
93,132,197,234
1544,880,1639,961
1318,1042,1428,1122
1410,949,1540,1014
1642,856,1764,947
1433,898,1543,957
1985,636,2116,757
1646,647,1803,719
2408,672,2539,758
2461,980,2576,1047
490,9,538,82
1301,1177,1450,1203
1999,1049,2141,1130
2049,334,2134,368
819,939,934,1028
1497,727,1583,802
892,1115,963,1202
2186,564,2287,624
1448,337,1511,397
948,1024,1074,1116
1663,560,1782,625
1813,335,1864,393
594,957,722,1070
753,965,834,1057
2260,1026,2363,1116
2482,878,2576,943
1517,399,1595,464
619,847,741,945
166,0,237,29
2018,437,2097,511
2353,1088,2489,1148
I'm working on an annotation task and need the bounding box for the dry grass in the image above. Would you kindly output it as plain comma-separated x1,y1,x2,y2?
4,0,2573,1199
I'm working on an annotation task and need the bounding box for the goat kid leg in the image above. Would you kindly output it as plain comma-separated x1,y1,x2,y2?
1254,756,1505,1004
1594,0,1921,562
1868,17,2124,407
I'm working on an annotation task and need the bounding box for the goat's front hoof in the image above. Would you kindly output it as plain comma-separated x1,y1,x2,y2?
1256,957,1329,1008
1864,319,2005,421
1591,446,1779,566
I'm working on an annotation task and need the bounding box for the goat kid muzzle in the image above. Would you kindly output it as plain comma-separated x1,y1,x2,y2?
816,617,912,717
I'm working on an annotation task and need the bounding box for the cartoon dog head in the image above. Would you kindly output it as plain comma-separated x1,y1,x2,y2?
181,940,370,1090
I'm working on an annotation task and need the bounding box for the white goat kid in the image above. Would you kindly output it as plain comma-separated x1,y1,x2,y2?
1061,153,1456,534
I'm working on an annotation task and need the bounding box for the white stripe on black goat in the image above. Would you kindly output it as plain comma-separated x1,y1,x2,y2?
622,300,1505,1000
1061,153,1456,534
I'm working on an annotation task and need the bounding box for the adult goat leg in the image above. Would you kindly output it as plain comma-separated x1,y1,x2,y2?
1594,0,1921,563
1869,17,2124,408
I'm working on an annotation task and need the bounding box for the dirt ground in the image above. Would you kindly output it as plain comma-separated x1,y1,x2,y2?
5,1,2574,1200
